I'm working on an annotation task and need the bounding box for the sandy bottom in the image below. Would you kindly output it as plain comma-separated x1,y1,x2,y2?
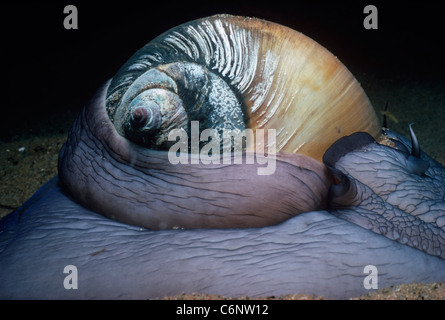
163,282,445,300
0,70,444,299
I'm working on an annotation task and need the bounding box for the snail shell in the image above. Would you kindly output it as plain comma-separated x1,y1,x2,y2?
58,14,380,230
106,14,380,161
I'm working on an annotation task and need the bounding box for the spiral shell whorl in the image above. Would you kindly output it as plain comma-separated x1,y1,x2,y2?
106,14,379,161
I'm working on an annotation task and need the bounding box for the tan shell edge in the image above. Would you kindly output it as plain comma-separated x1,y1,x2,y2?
208,14,380,162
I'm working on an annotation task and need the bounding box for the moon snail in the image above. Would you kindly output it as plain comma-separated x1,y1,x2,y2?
1,14,444,300
58,14,381,230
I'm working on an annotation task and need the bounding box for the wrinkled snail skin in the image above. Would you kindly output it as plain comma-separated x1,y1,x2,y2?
59,14,380,230
323,129,445,259
58,81,331,229
1,172,445,299
1,14,445,299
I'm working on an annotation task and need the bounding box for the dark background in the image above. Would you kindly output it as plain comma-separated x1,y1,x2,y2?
1,0,444,139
